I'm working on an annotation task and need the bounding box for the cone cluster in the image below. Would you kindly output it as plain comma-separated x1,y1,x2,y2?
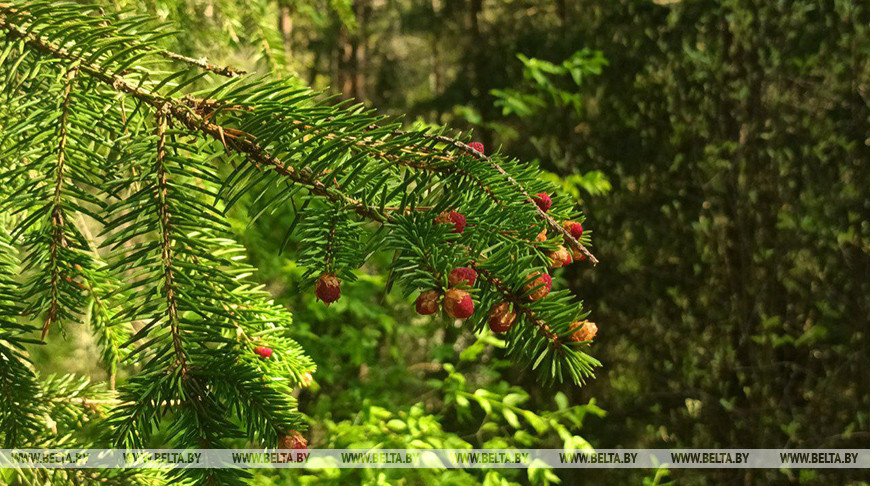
307,198,595,345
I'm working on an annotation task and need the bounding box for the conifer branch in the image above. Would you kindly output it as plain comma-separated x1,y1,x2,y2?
42,66,77,340
436,137,598,265
179,97,596,262
0,2,244,77
0,13,387,223
0,8,592,263
291,117,598,262
475,266,555,342
341,125,598,263
0,1,598,399
0,22,568,351
158,50,247,78
154,106,187,370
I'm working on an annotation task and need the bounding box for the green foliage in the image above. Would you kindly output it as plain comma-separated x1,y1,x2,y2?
437,362,604,451
570,0,869,446
539,170,612,201
0,227,41,449
493,50,607,117
1,372,166,485
534,1,869,484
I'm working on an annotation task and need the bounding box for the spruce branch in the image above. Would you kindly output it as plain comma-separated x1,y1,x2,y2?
154,105,187,371
0,1,244,77
435,136,598,265
158,50,247,78
264,114,598,262
184,97,595,262
2,12,589,374
42,66,78,339
1,9,595,264
313,121,599,263
475,265,554,341
0,0,599,408
0,13,394,228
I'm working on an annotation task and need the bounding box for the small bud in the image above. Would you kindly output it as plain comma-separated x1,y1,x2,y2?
563,221,583,239
568,320,598,343
435,210,467,234
443,288,474,319
535,229,548,242
315,273,341,305
533,193,552,212
468,142,485,154
301,372,314,387
548,246,573,269
488,302,517,333
448,267,477,288
524,272,552,301
278,430,308,450
254,346,273,359
415,290,441,315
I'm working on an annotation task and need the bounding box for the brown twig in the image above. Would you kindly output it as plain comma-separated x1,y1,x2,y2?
154,105,187,371
158,50,246,77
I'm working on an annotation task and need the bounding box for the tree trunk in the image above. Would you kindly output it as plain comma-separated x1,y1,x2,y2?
468,0,490,144
335,0,369,101
279,4,294,62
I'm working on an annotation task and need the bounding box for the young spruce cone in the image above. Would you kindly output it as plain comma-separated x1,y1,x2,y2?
435,210,467,234
448,267,478,287
415,290,441,315
315,273,341,305
278,430,308,450
488,302,517,333
568,320,598,343
443,288,474,319
524,272,552,301
548,246,573,269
